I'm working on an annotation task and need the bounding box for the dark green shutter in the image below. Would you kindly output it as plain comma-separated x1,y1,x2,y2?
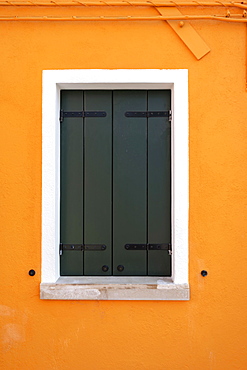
84,90,112,275
60,90,84,275
60,90,171,276
147,90,171,276
113,90,147,275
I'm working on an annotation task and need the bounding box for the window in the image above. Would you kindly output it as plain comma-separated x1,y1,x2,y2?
41,69,189,300
60,89,171,277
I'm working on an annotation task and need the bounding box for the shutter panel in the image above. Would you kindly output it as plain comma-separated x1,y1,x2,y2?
113,90,147,275
60,90,84,275
147,90,171,276
84,90,112,275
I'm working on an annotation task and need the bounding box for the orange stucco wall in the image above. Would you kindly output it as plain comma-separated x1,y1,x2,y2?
0,3,247,369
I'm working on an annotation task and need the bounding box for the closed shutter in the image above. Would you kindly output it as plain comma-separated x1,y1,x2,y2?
60,90,171,276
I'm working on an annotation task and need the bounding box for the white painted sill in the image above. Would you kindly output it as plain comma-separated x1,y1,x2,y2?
40,277,190,300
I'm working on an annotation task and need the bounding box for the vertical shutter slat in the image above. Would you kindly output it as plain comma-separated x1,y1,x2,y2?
84,90,112,275
148,90,171,276
113,90,147,275
60,90,84,276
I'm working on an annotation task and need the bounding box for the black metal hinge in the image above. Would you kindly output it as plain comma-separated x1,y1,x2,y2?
125,110,172,121
60,110,107,123
59,243,106,255
125,243,172,254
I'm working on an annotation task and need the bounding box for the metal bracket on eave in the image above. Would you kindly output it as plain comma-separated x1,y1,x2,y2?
156,7,211,60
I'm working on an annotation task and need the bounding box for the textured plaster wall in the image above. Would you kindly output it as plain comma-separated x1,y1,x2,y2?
0,6,247,369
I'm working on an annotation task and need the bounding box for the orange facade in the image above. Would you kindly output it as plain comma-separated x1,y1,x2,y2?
0,2,247,369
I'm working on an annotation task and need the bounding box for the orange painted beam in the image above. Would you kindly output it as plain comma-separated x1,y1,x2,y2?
0,13,246,21
0,1,247,7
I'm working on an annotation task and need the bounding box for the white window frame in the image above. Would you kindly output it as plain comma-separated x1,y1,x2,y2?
41,69,189,300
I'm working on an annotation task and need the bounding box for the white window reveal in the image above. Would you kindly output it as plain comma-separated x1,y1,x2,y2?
41,69,189,300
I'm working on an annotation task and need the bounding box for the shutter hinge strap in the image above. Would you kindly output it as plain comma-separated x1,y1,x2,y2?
60,110,107,123
125,110,172,121
59,243,107,255
124,243,172,254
